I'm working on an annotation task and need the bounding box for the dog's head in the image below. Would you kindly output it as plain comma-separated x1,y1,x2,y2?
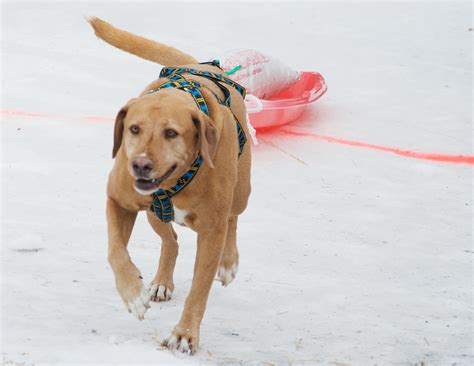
112,90,218,195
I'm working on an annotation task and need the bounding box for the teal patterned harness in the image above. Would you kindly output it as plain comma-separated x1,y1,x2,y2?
146,61,247,223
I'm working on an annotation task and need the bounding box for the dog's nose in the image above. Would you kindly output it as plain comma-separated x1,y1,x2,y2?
132,157,154,177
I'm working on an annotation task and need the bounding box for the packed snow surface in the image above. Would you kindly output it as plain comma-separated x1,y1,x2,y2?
2,1,472,365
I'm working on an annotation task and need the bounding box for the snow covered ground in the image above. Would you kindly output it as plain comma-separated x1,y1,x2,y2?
1,1,472,365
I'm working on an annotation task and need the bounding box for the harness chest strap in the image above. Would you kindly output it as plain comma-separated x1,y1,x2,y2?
148,62,248,223
150,155,203,223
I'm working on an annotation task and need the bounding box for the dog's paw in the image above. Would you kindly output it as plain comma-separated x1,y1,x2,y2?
149,282,173,302
115,270,151,321
217,262,238,287
162,327,199,355
124,285,151,321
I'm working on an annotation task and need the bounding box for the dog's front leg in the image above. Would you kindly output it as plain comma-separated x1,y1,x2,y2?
106,197,151,320
163,221,228,354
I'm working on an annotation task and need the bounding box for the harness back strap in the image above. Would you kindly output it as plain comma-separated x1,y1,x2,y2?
160,66,247,102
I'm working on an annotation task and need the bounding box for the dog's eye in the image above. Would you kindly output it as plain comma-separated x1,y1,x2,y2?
164,129,178,138
129,124,140,134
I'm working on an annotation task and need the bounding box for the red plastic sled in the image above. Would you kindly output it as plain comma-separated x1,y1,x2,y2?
245,72,327,129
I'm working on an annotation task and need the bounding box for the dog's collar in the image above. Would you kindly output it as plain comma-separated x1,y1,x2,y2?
148,62,247,223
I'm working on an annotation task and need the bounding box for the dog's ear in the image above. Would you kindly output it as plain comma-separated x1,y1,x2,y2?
112,99,135,158
192,111,218,168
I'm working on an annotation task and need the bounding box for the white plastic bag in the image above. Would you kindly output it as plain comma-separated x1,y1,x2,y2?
212,49,300,99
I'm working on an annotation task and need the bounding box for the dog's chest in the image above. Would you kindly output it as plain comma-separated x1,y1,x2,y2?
173,207,188,226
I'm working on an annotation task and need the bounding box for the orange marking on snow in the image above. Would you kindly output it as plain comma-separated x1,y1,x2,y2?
281,129,474,165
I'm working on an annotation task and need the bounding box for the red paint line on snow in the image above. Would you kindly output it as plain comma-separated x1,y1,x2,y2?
1,109,55,118
82,115,115,121
281,129,474,165
2,109,472,165
0,109,114,122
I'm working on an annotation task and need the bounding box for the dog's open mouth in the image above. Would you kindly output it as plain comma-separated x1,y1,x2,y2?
134,164,177,192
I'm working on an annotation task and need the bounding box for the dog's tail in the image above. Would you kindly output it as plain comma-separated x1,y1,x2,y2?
87,17,197,66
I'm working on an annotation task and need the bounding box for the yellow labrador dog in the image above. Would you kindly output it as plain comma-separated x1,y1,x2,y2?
88,17,251,354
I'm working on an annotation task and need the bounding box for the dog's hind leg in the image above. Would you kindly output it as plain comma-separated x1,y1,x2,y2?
217,215,239,286
147,212,179,302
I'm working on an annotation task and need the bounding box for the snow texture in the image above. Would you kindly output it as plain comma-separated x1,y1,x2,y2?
1,1,472,365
